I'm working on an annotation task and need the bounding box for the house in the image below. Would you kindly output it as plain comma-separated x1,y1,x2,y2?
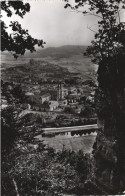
33,101,59,112
25,92,34,96
40,93,51,104
21,103,31,110
68,87,77,94
48,101,59,111
67,94,80,103
73,106,83,114
25,92,35,103
62,88,68,97
48,90,58,100
58,99,68,107
32,104,42,111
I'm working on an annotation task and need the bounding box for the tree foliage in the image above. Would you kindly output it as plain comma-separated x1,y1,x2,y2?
3,146,92,196
64,1,125,193
1,81,26,104
1,1,45,58
64,0,125,133
64,0,125,63
1,106,19,156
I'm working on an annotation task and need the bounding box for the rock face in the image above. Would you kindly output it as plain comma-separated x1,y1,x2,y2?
93,131,117,194
91,54,125,194
92,126,125,194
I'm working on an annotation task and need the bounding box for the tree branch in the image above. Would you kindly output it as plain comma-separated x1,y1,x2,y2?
87,25,98,33
87,11,103,19
70,8,103,19
13,178,20,196
118,10,121,24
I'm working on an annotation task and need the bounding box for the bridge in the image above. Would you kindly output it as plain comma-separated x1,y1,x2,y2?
41,124,98,135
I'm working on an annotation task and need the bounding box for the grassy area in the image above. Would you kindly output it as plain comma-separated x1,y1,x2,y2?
36,134,96,153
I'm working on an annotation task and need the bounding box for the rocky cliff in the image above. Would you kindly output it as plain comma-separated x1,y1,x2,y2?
89,53,125,194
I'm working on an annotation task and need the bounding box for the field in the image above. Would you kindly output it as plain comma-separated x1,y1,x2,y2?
36,134,96,153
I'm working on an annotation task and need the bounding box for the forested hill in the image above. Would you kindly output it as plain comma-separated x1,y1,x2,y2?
1,45,88,61
25,45,88,58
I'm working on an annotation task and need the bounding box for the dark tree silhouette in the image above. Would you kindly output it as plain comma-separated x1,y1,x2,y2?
65,0,125,194
1,1,45,58
1,106,19,156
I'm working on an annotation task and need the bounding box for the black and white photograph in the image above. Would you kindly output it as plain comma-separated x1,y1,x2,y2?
1,0,125,195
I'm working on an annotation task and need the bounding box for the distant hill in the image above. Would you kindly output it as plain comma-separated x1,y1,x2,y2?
26,45,88,58
1,45,88,61
1,44,96,84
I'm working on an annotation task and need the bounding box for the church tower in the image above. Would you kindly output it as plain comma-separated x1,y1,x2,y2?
57,83,63,100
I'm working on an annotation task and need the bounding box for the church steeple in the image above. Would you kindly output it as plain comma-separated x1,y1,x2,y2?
57,83,63,100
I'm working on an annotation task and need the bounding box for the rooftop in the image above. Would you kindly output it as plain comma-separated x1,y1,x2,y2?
40,93,51,98
25,92,34,96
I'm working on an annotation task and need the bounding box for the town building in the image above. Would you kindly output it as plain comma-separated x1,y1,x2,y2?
57,83,63,100
48,101,59,111
67,94,81,103
58,99,68,108
25,92,35,103
40,93,51,104
33,100,59,112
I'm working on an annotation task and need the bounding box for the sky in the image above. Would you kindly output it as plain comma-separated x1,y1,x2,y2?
2,0,125,48
2,0,99,47
23,1,98,47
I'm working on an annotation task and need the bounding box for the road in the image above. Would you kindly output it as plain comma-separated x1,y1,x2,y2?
41,124,98,133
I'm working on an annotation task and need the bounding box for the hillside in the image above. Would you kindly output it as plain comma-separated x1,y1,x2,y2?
1,45,96,83
1,45,87,62
24,45,88,58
